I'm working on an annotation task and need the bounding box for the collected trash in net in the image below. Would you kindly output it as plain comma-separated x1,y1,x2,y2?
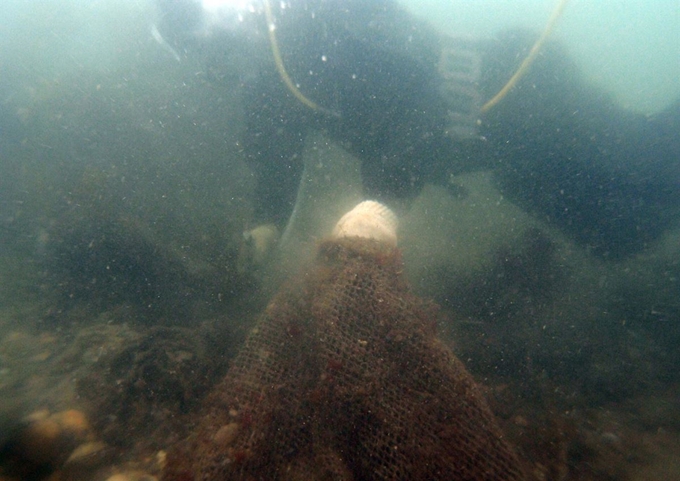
162,201,525,480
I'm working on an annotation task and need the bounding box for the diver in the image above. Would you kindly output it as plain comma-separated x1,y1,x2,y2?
155,0,680,261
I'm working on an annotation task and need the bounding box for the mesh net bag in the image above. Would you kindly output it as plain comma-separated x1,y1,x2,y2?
162,203,525,481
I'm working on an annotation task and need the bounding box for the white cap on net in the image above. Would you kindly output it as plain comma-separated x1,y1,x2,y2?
332,200,398,247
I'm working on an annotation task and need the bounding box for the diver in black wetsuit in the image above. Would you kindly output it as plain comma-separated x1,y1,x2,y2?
479,33,680,258
156,0,680,260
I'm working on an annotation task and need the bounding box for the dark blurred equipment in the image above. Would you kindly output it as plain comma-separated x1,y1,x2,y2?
162,202,525,480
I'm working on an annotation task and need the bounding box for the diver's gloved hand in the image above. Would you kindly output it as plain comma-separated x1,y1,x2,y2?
237,223,280,273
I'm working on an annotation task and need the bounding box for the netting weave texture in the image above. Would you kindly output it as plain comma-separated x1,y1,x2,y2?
163,237,525,480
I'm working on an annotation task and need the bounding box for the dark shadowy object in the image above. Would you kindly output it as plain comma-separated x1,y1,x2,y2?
78,324,233,451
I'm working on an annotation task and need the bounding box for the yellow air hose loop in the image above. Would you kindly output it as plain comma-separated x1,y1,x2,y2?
480,0,571,113
263,0,329,114
264,0,569,118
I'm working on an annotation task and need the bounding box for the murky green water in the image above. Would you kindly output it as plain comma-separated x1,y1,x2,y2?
1,1,678,479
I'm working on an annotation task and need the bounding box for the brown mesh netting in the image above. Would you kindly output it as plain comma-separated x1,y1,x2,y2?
162,237,526,480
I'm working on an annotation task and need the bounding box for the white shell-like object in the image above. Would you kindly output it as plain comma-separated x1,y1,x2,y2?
332,200,398,247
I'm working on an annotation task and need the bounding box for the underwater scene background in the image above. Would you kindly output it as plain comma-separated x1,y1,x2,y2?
0,0,679,479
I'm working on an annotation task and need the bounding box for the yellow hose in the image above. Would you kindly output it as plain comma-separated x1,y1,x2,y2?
263,0,323,112
480,0,571,113
264,0,570,117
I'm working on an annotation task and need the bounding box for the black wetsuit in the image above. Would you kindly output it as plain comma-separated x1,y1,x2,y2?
158,0,680,259
478,32,680,258
234,0,454,227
